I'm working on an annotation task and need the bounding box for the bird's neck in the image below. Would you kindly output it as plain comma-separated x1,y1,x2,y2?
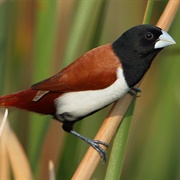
121,50,161,87
112,43,161,87
121,59,152,87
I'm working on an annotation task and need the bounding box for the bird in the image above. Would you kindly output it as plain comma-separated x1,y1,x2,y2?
0,24,175,161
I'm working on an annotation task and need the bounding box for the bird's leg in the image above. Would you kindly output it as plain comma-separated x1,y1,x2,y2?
128,87,142,97
62,122,109,161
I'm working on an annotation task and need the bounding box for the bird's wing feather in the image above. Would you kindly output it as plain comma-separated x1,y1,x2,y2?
32,44,121,92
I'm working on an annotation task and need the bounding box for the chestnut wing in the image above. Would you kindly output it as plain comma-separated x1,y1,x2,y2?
32,44,121,92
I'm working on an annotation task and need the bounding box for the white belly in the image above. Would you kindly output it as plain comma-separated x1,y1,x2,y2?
54,68,129,121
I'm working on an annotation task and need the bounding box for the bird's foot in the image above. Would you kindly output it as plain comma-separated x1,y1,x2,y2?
128,87,142,97
85,139,109,161
70,130,109,161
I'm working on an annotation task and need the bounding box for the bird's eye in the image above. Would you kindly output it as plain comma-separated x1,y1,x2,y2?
145,32,154,40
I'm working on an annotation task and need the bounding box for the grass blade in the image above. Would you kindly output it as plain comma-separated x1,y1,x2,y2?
104,100,135,180
143,0,154,24
0,2,7,94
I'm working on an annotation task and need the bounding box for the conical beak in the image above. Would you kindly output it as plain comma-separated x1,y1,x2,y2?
154,30,176,49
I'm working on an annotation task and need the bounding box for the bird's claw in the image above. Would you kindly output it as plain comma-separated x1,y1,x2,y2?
128,87,142,97
70,130,109,161
87,139,109,162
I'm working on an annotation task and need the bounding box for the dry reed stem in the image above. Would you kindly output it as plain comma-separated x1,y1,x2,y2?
72,0,180,179
0,110,9,180
0,112,33,180
0,109,8,138
0,139,10,180
0,112,10,180
6,130,33,180
157,0,180,31
49,160,56,180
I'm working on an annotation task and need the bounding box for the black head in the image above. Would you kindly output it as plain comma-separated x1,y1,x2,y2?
112,24,175,87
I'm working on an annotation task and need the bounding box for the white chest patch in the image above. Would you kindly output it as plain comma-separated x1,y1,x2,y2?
55,68,129,121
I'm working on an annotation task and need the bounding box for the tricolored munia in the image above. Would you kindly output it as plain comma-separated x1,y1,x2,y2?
0,25,176,161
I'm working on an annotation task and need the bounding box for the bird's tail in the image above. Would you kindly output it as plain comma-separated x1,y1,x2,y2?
0,89,60,115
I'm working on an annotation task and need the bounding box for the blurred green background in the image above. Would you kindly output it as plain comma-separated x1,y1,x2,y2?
0,0,179,179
